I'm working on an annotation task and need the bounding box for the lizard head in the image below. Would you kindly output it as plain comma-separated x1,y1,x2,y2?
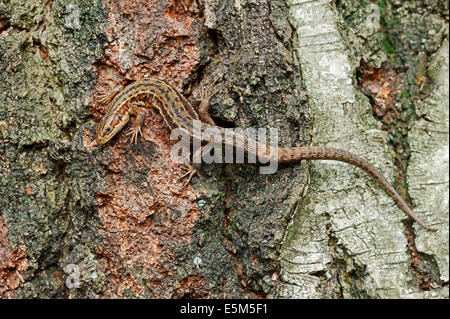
96,112,129,145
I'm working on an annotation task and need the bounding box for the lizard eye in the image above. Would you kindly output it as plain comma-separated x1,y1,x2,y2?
105,127,111,134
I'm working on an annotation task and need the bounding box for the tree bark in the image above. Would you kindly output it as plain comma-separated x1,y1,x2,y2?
0,0,448,298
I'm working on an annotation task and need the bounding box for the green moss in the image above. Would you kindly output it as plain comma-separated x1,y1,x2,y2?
385,40,394,57
376,0,387,12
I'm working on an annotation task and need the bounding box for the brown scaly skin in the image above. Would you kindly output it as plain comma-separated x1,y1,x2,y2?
96,78,437,231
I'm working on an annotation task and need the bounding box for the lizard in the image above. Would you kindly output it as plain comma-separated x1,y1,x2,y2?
95,77,437,231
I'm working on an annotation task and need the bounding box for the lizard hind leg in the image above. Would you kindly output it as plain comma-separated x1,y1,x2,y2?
178,164,198,188
177,146,204,188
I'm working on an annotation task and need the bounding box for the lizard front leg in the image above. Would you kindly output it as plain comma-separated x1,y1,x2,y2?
197,78,222,125
126,101,147,144
97,84,124,105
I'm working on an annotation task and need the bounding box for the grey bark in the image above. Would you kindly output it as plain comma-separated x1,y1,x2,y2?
408,39,449,286
278,0,448,298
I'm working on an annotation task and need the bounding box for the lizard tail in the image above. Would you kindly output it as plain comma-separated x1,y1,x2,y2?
279,146,437,231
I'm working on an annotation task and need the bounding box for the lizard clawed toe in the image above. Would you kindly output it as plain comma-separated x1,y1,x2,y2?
97,85,123,105
178,164,198,188
200,77,223,100
126,126,142,144
197,77,224,125
126,101,147,144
